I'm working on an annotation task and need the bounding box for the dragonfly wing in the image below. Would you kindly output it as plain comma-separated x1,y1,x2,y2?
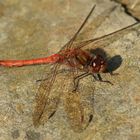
65,89,93,132
76,6,117,41
60,6,118,51
33,64,60,127
93,22,140,49
64,71,94,132
64,91,85,132
59,5,96,52
74,22,140,50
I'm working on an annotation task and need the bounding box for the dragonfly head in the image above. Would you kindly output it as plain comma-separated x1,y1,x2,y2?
90,55,107,73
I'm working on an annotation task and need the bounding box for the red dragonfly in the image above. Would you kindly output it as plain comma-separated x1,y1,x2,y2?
0,5,139,132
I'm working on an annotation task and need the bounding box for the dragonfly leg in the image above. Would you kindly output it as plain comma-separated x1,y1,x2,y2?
73,72,90,92
92,74,99,81
93,73,113,85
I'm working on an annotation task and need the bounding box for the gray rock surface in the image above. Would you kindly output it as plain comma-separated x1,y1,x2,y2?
0,0,140,140
114,0,140,19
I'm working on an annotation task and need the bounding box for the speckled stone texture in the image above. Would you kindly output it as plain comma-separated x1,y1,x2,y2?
0,0,140,140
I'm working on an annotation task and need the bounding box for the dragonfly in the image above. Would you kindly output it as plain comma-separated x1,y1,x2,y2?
0,5,139,132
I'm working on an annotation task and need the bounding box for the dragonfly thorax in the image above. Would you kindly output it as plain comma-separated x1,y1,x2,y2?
62,48,107,74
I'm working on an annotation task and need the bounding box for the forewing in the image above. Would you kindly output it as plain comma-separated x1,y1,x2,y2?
60,6,119,51
74,22,140,50
59,5,96,52
76,6,117,41
33,64,60,127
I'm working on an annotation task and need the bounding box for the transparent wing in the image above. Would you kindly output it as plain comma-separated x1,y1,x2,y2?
74,22,140,50
60,5,118,51
33,63,60,127
62,71,95,132
64,91,85,132
59,5,96,51
64,91,93,132
75,6,117,41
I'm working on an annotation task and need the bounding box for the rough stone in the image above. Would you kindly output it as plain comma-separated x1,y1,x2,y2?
0,0,140,140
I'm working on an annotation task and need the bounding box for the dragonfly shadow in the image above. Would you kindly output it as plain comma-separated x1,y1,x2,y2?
107,55,122,73
89,48,122,73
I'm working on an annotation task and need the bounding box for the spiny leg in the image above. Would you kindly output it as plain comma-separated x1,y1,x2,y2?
73,72,90,92
93,73,113,85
